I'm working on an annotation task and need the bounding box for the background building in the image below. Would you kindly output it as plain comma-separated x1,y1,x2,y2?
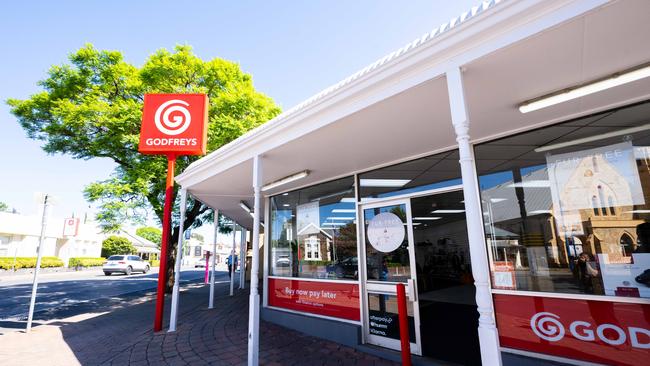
0,211,103,267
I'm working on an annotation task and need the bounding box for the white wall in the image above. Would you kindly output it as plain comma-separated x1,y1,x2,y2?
0,212,104,266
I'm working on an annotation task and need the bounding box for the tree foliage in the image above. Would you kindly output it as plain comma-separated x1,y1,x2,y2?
8,44,281,290
0,202,9,213
136,226,162,247
101,236,136,257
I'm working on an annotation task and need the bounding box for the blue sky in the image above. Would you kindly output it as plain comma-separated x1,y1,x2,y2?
0,0,477,222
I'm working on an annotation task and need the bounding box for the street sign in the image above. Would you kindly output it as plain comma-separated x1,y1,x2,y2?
138,94,209,156
63,217,80,237
138,93,209,332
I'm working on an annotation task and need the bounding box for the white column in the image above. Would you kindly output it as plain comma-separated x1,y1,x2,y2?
248,155,262,366
169,188,188,333
239,228,246,289
230,224,237,296
209,208,219,309
446,66,502,365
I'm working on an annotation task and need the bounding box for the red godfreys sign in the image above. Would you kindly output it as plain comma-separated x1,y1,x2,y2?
494,294,650,365
138,94,208,155
138,93,209,332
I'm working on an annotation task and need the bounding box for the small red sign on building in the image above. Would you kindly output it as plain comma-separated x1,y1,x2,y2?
63,218,80,237
491,261,516,290
138,94,209,155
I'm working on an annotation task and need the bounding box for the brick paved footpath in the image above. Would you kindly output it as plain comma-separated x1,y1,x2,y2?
0,275,398,366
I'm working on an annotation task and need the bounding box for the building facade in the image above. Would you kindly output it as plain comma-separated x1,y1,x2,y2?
0,212,103,267
176,1,650,365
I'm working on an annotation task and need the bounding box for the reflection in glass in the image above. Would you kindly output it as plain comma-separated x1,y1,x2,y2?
476,101,650,299
269,176,358,280
359,150,461,201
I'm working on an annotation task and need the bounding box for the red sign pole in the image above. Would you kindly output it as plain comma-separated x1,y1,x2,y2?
204,252,210,284
154,154,176,332
396,283,412,366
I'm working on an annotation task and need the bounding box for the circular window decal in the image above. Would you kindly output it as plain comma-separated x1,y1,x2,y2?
367,212,405,253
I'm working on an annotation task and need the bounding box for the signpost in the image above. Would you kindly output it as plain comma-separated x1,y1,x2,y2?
138,93,209,332
26,193,51,332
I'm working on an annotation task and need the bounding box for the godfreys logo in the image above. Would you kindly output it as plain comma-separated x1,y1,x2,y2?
530,312,565,341
138,94,208,156
154,99,192,136
530,312,650,349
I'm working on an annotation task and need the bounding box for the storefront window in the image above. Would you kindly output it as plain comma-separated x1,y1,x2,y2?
359,150,461,201
475,101,650,299
269,176,358,280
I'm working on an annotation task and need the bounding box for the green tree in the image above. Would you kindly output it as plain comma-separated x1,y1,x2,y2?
136,226,162,247
102,236,136,257
8,44,280,290
0,202,10,213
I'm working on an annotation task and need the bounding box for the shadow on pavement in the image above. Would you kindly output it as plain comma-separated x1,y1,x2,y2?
0,269,210,324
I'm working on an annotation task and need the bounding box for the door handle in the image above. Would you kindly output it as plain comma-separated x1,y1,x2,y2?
407,279,417,302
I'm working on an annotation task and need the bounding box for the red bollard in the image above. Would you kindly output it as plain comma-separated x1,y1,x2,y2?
204,252,210,284
396,283,412,366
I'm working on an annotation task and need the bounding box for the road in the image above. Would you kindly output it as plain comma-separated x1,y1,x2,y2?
0,267,228,333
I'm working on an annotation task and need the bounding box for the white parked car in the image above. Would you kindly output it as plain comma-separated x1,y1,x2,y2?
103,255,150,276
194,257,208,268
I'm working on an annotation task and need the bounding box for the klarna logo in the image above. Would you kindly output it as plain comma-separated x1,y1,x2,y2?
530,312,649,349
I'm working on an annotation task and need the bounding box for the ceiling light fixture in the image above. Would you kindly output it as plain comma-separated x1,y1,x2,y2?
506,180,551,188
340,197,356,203
325,217,355,220
413,217,442,220
239,202,251,213
262,170,310,192
359,179,411,188
431,209,465,214
534,123,650,153
332,209,356,213
310,188,353,202
519,63,650,114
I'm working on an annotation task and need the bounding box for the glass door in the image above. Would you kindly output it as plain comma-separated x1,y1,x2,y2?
359,198,421,355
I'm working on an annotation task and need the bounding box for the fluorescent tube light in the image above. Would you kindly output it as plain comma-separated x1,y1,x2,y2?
262,170,309,192
340,197,356,203
624,210,650,214
282,204,290,207
239,202,251,213
359,179,411,187
534,124,650,153
520,63,650,113
325,217,355,220
413,217,442,220
332,209,356,213
431,209,465,214
310,188,353,202
529,210,552,215
322,222,346,226
506,180,550,188
489,198,507,203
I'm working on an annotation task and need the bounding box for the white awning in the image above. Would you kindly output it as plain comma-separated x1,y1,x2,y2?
176,0,650,229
